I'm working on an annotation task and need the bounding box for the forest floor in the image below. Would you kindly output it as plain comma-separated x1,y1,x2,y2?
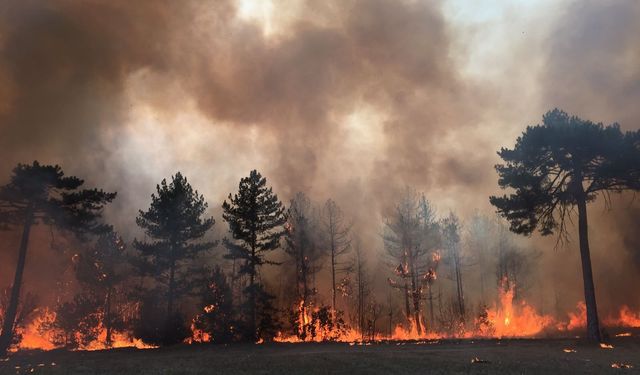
2,336,640,375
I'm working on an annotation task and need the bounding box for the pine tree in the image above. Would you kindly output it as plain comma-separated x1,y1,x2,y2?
133,172,216,345
193,266,237,343
442,212,465,322
490,109,640,341
222,170,286,341
321,199,351,313
285,193,322,308
75,229,128,346
0,161,116,356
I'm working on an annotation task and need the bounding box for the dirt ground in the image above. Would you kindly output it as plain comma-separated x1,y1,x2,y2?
1,337,639,374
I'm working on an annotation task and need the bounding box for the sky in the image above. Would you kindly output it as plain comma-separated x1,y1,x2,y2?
0,0,638,313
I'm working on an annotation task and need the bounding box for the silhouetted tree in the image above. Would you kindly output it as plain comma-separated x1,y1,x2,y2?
352,239,370,340
490,109,640,342
321,199,351,313
0,162,116,356
222,170,286,341
284,193,322,316
133,172,216,345
193,266,238,343
46,293,101,349
75,229,129,346
442,212,465,322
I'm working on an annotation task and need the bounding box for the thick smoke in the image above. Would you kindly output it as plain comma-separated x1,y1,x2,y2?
538,0,640,313
0,0,639,316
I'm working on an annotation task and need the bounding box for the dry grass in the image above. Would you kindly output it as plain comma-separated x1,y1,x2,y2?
2,337,640,374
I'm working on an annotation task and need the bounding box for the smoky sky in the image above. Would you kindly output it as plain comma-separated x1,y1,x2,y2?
0,0,639,314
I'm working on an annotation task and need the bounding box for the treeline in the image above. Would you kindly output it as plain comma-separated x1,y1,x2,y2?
0,162,540,355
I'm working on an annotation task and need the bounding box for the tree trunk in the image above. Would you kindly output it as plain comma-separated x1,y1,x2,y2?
0,204,34,356
453,247,465,321
105,288,112,347
249,245,257,341
403,280,411,327
576,195,602,342
331,243,336,313
167,257,176,319
428,282,435,332
409,257,422,335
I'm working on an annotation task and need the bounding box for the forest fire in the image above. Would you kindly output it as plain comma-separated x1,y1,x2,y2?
0,1,639,373
10,308,154,352
4,277,640,352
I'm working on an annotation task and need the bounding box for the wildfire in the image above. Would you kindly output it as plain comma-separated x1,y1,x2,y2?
605,305,640,328
274,301,362,343
10,308,155,352
475,282,555,338
5,291,640,352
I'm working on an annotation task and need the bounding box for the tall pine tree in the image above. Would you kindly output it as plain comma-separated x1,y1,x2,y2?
0,161,116,356
133,172,216,345
490,109,640,341
222,170,286,341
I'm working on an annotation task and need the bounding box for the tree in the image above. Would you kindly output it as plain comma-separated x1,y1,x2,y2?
75,229,129,346
133,172,216,345
193,266,237,343
284,193,322,312
222,170,286,341
465,212,494,301
384,189,439,335
490,109,640,342
442,212,465,322
321,199,351,313
46,293,101,349
352,238,370,340
0,161,116,356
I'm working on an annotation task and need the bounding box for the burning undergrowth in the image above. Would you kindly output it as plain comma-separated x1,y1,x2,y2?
4,279,640,353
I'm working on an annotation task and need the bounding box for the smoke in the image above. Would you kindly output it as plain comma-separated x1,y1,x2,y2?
0,0,639,316
538,0,640,313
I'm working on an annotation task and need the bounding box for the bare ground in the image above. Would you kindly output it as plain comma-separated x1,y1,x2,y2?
2,337,639,374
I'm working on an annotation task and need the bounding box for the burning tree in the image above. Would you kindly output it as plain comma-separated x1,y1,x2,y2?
352,238,370,340
74,229,129,347
193,266,237,343
284,192,323,339
222,170,286,341
490,109,640,342
285,193,322,307
321,199,351,313
0,162,116,356
133,172,216,345
384,190,440,335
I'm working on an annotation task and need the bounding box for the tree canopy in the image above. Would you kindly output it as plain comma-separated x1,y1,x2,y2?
490,109,640,238
0,161,116,355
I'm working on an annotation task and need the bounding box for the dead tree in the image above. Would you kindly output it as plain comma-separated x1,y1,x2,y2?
321,199,351,313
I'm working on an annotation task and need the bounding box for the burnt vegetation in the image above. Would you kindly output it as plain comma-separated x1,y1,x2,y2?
0,110,638,357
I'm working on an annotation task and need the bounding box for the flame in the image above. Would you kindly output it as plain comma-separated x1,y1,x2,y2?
475,281,555,338
274,301,362,343
611,363,633,369
605,305,640,328
5,288,640,352
11,308,155,351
